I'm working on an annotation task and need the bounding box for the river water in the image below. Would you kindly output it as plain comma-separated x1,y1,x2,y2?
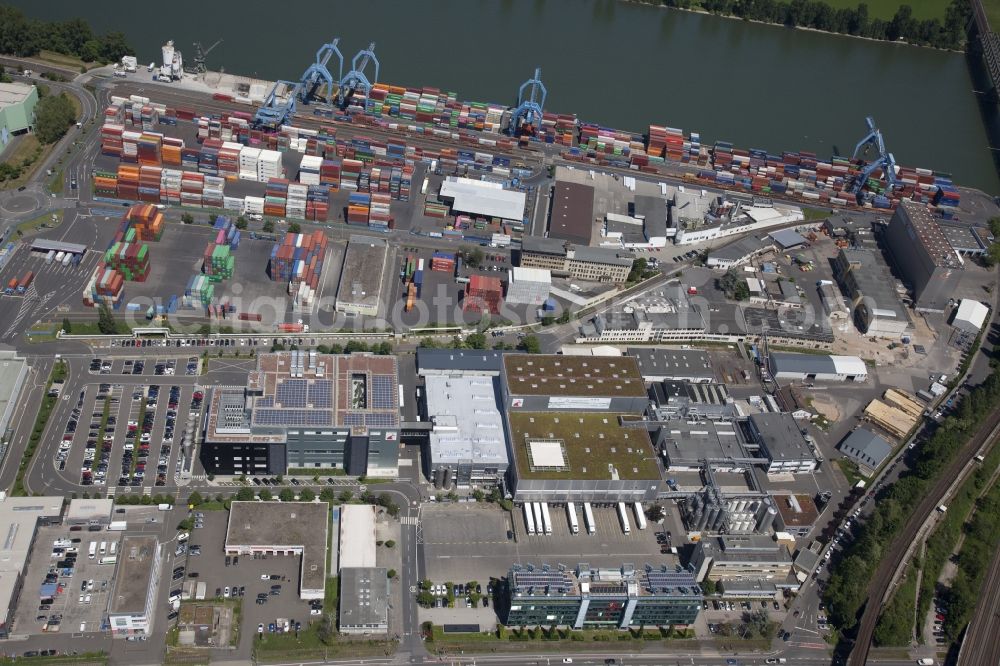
11,0,999,193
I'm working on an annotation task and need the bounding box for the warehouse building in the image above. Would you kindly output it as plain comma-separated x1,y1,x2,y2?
690,535,793,584
439,177,526,223
648,381,737,421
501,354,649,413
202,352,400,477
771,494,820,538
767,352,867,383
832,248,909,338
0,350,28,440
503,564,702,629
627,347,714,383
549,180,596,245
65,498,114,526
519,236,635,283
415,348,512,377
705,236,774,269
423,375,509,486
884,199,964,313
0,495,62,639
339,504,377,571
107,535,162,637
951,299,989,335
744,412,818,474
505,267,551,306
817,282,850,321
463,274,504,314
339,567,389,635
335,235,388,318
655,420,753,471
0,82,38,147
577,289,708,344
225,501,329,600
839,428,893,475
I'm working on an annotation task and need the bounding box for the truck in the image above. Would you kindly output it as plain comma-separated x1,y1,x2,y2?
617,502,631,534
937,505,948,513
540,502,553,536
566,502,579,535
61,252,72,267
523,503,536,535
157,503,172,511
108,521,127,531
237,312,263,322
633,502,647,530
583,502,596,535
88,542,97,559
532,503,543,536
54,251,65,265
17,271,33,293
277,322,306,333
4,278,17,295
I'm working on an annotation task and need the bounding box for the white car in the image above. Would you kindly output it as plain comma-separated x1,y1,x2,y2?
260,574,270,580
310,608,321,615
177,532,189,542
223,586,230,598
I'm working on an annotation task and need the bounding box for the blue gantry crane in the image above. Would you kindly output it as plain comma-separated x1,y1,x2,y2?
254,79,302,129
338,42,379,107
298,38,343,106
509,67,546,136
850,116,898,196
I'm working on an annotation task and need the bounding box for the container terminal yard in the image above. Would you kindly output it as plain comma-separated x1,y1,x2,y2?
0,33,997,666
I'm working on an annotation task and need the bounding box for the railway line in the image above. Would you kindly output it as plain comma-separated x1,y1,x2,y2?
956,539,1000,665
848,405,1000,666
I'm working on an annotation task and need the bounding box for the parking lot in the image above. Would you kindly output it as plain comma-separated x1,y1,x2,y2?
420,502,681,585
12,526,122,635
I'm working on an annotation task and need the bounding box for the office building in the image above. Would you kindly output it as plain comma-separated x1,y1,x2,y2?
339,567,389,635
884,199,964,313
745,412,818,474
335,235,388,318
107,536,162,637
691,535,793,583
519,236,634,284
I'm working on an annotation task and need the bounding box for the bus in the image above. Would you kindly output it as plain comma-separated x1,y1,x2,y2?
88,542,97,559
99,556,117,565
540,503,553,536
617,502,631,534
633,502,647,530
532,503,544,537
523,503,536,535
583,502,596,535
566,502,580,535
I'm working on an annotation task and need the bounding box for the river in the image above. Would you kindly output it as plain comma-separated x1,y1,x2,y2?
10,0,999,194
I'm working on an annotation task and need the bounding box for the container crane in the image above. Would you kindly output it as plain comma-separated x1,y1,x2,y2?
298,38,343,106
338,42,379,107
510,67,546,136
187,38,222,75
850,116,898,198
254,80,301,130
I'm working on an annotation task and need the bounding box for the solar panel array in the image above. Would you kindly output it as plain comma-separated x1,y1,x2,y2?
276,379,308,408
513,571,573,594
643,570,698,595
257,396,274,408
371,375,396,409
254,409,332,426
308,380,333,409
365,412,397,427
342,413,364,427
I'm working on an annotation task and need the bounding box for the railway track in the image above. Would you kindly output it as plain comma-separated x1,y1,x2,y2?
848,406,1000,666
957,537,1000,665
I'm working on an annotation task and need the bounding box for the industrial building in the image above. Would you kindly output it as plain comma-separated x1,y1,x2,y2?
679,487,778,536
415,348,512,377
705,236,774,269
771,494,820,538
951,299,989,335
107,535,162,637
768,229,808,250
224,501,329,600
767,352,867,383
202,352,400,477
65,498,114,526
505,267,551,306
832,248,909,338
627,347,714,383
463,274,504,314
335,235,388,317
648,381,737,421
503,564,702,629
549,180,596,245
673,198,805,245
423,375,509,486
501,354,649,413
0,82,38,146
884,200,964,313
519,236,634,284
745,412,819,474
690,535,794,584
439,177,526,223
0,350,28,439
339,567,389,635
839,428,893,475
817,282,850,321
656,420,752,472
577,289,707,344
0,494,62,639
339,505,377,571
602,195,669,249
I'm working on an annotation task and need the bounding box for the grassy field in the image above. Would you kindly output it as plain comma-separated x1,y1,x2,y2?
811,0,950,21
33,49,101,73
0,133,44,190
985,0,1000,32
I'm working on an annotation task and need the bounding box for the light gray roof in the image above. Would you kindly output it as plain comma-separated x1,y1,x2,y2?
768,352,838,376
769,229,808,249
425,375,508,467
30,238,88,254
627,348,713,380
416,349,511,374
633,195,668,240
708,236,772,263
570,245,635,267
839,428,892,470
748,412,814,462
339,567,389,629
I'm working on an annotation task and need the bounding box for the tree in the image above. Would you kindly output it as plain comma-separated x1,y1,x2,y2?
61,317,71,334
79,39,100,63
187,491,204,506
262,220,275,233
387,568,397,579
258,489,272,501
461,246,485,269
717,268,750,301
417,590,435,607
338,490,353,503
316,613,335,643
33,93,76,144
97,31,131,63
181,212,194,224
279,488,295,502
627,257,648,283
319,488,335,503
299,487,315,502
97,302,117,334
345,340,369,353
518,335,541,354
645,505,665,522
384,539,396,548
235,487,254,502
701,579,717,595
235,216,248,230
288,222,302,234
465,332,487,349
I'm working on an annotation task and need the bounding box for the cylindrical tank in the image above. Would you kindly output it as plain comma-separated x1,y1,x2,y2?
162,40,175,68
757,504,778,533
442,468,453,490
433,467,444,489
705,506,720,532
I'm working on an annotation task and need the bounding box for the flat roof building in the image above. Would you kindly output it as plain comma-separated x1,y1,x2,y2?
0,82,38,147
225,501,329,599
519,236,634,284
745,412,818,474
952,299,989,335
335,235,388,318
0,351,28,440
65,498,114,525
424,375,508,486
439,177,526,222
339,504,377,571
884,199,963,313
0,494,62,638
648,381,737,422
691,535,793,583
416,349,512,377
832,248,909,338
550,181,596,245
108,535,161,637
202,352,400,477
339,567,389,635
767,352,867,383
839,428,893,475
655,420,753,471
504,563,701,629
501,353,648,413
769,229,808,250
506,267,551,306
627,347,714,383
772,494,820,538
706,236,774,269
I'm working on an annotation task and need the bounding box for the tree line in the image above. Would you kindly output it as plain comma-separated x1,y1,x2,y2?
0,5,133,64
653,0,970,50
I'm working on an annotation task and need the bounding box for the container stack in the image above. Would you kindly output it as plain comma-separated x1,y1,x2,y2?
123,204,165,242
103,242,151,281
161,137,183,166
83,267,125,310
180,172,205,208
218,141,243,178
298,155,323,185
291,280,315,309
137,165,161,202
160,168,182,206
368,192,392,231
286,183,308,220
340,159,363,191
257,150,283,181
183,274,215,310
116,165,139,200
268,231,328,288
319,160,341,188
239,146,261,180
431,252,456,273
424,200,449,218
306,186,329,222
213,216,242,250
100,124,125,158
463,275,503,314
136,133,162,166
264,179,289,218
93,170,117,198
202,244,235,281
347,193,370,225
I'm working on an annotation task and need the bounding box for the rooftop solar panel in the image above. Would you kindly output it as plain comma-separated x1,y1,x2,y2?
371,375,396,410
276,379,308,408
308,380,333,409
